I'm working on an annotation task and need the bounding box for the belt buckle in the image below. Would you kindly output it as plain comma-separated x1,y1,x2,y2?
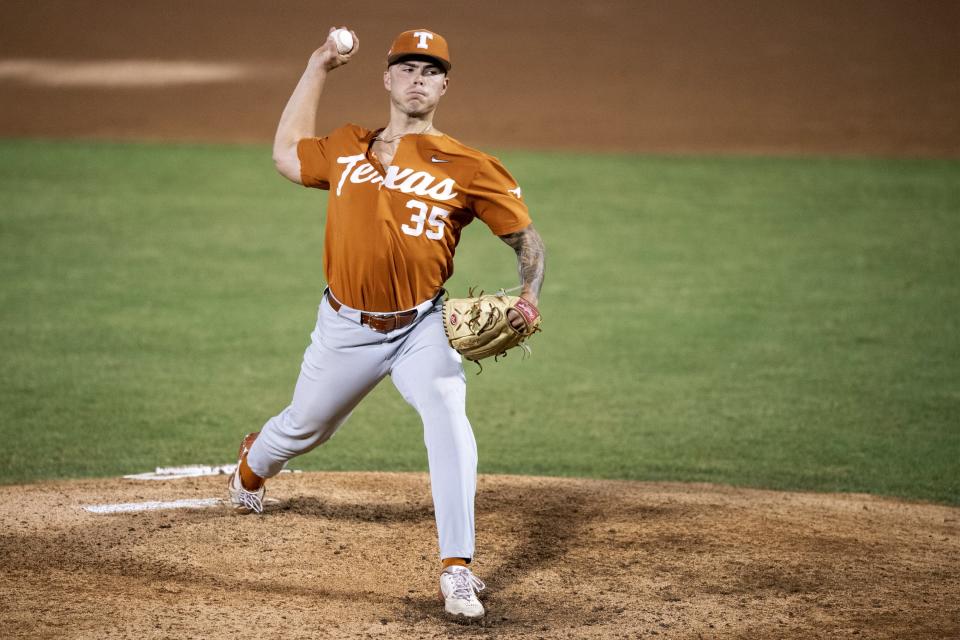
362,308,419,333
364,313,394,333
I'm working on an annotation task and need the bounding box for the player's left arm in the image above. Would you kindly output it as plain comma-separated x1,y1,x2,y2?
499,224,546,331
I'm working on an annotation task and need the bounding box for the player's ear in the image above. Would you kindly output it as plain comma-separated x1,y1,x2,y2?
440,75,449,96
383,69,391,91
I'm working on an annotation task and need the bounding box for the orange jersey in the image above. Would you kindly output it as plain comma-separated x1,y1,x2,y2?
297,124,531,312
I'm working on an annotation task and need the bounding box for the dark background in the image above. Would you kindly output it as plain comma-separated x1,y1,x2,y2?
1,0,958,155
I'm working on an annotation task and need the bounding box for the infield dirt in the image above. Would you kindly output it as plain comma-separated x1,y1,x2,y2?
3,473,959,639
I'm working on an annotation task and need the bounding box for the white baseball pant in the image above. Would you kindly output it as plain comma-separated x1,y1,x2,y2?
246,291,477,561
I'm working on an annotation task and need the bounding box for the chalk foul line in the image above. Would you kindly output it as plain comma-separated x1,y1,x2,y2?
123,464,237,480
123,465,299,481
84,496,281,514
84,498,224,514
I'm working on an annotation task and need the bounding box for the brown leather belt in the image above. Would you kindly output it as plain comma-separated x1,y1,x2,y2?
326,295,419,333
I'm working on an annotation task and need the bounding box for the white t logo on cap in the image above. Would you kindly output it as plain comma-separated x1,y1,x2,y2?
413,31,434,49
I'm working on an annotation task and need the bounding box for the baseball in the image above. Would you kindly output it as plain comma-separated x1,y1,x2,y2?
333,29,354,54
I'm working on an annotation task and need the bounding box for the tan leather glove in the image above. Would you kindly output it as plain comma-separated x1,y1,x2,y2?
442,290,541,363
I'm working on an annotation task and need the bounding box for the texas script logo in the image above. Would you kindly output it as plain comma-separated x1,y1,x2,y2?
336,154,458,201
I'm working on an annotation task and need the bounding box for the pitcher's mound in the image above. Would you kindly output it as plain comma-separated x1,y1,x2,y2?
3,472,958,638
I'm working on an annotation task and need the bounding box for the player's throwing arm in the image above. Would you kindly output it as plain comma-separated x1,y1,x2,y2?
272,27,360,184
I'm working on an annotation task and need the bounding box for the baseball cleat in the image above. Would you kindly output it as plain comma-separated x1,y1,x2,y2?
439,566,486,619
227,432,265,514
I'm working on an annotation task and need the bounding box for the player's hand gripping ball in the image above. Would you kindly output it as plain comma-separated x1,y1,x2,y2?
318,27,359,72
442,290,541,364
332,28,355,54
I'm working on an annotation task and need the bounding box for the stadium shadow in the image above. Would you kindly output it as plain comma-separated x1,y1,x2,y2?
275,494,435,524
399,482,670,628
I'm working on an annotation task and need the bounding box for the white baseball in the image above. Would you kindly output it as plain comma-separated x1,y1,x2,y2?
333,29,354,55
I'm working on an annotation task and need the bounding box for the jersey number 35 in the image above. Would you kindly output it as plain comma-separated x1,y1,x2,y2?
402,199,450,240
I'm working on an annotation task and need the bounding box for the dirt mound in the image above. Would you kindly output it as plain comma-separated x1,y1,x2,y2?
2,472,957,638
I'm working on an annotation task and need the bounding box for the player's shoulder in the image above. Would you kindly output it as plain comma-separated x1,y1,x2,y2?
424,134,512,182
328,122,377,143
431,134,499,164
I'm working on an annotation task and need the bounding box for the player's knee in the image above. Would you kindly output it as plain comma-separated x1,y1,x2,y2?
426,374,466,407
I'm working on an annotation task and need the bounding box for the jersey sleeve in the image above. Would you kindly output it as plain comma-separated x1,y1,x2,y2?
296,136,332,189
467,156,532,236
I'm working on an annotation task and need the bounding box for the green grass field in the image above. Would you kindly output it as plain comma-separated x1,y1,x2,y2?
1,139,957,504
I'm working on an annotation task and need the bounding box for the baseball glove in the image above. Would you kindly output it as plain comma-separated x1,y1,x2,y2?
442,289,542,364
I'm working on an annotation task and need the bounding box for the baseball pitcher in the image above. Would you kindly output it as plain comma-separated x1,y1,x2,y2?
227,27,546,619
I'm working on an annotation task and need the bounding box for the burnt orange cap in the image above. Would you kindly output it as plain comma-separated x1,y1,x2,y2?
386,29,451,71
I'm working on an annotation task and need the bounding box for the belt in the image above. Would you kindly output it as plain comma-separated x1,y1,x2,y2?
326,295,419,333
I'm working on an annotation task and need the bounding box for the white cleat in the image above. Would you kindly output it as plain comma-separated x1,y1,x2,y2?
227,432,265,514
439,566,486,619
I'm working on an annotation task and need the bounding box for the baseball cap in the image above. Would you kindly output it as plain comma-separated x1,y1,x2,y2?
386,29,452,72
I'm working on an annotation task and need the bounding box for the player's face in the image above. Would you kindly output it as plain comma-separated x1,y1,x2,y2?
384,60,448,117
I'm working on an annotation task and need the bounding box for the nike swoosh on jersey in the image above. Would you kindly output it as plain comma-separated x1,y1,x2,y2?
430,155,451,163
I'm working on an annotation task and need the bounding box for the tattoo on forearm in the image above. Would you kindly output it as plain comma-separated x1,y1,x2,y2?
500,225,546,299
